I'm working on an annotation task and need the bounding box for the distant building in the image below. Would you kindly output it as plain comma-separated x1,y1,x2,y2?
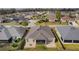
0,18,7,23
61,16,70,22
49,11,56,22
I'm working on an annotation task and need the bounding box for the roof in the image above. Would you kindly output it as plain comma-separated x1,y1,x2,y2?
61,16,70,20
0,25,12,40
7,26,26,38
25,26,55,41
0,18,5,21
49,12,56,21
56,26,79,40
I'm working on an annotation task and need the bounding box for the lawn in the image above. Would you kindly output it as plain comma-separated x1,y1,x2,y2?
36,22,68,26
64,44,79,51
0,22,20,26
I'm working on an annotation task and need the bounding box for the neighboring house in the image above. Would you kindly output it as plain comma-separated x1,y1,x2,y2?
0,25,12,43
9,16,27,23
10,16,19,22
7,26,26,39
75,16,79,24
61,16,70,22
49,11,56,22
55,26,79,44
49,16,56,22
17,16,27,23
61,11,69,16
24,26,55,48
0,18,7,23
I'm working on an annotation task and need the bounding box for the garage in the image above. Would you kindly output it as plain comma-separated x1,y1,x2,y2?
36,40,45,44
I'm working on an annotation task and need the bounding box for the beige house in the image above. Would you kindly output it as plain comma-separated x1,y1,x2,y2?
49,11,56,22
61,16,70,22
24,26,55,48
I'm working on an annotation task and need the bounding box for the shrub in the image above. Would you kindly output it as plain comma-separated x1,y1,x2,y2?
12,43,18,48
14,38,21,43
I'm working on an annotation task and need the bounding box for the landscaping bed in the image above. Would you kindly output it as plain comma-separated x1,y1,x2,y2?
8,39,25,51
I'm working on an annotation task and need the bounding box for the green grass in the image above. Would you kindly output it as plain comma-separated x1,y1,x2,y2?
64,44,79,51
36,22,68,26
0,22,20,26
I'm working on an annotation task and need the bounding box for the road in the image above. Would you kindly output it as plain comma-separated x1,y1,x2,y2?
27,20,38,27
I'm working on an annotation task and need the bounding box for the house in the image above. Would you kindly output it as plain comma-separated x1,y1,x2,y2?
0,18,7,23
0,25,12,43
49,11,56,22
7,26,26,40
49,16,56,22
61,16,70,22
24,26,55,48
75,15,79,24
55,26,79,44
0,25,26,43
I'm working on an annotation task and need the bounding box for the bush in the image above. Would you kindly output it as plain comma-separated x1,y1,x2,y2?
12,43,18,48
14,38,21,43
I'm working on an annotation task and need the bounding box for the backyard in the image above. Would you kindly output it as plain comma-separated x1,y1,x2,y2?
23,40,63,51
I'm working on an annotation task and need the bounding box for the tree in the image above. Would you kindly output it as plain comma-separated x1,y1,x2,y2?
56,10,61,22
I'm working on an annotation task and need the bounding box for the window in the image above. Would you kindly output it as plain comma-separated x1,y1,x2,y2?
64,40,72,43
73,40,79,43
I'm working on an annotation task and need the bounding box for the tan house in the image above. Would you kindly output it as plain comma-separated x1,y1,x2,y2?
24,26,55,48
49,11,56,22
61,16,70,22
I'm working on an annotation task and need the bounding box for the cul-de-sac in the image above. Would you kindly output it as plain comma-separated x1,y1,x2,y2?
0,8,79,51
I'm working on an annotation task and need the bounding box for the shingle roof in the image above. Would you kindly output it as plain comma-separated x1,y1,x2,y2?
56,26,79,40
7,27,26,38
25,26,55,41
0,18,5,21
0,25,12,40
